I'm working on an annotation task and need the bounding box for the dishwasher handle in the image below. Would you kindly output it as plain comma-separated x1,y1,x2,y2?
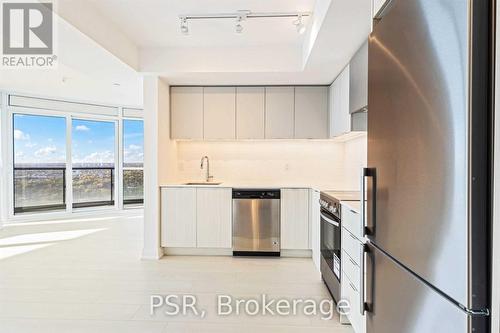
232,189,281,199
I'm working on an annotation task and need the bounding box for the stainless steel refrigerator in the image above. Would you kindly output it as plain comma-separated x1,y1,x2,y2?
362,0,493,332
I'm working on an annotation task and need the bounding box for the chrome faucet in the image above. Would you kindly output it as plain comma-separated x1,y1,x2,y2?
200,156,213,182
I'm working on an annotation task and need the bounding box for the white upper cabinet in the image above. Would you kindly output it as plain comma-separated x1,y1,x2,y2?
349,41,369,113
236,87,265,139
294,87,329,139
265,87,295,139
203,87,236,139
281,188,310,250
170,87,203,139
170,85,330,140
196,188,232,248
330,65,351,137
161,187,197,248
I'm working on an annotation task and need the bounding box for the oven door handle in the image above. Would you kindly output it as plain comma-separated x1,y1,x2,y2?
320,212,340,227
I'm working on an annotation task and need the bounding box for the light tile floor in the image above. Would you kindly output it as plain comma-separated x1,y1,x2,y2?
0,214,353,333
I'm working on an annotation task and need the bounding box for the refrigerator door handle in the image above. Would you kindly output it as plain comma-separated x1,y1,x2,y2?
360,243,365,315
361,167,376,236
360,243,373,315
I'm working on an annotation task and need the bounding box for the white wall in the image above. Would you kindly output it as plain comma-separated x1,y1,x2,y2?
157,82,178,185
175,137,367,190
143,76,174,259
343,135,368,190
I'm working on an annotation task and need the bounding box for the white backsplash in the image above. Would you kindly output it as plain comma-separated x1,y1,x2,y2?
175,137,367,190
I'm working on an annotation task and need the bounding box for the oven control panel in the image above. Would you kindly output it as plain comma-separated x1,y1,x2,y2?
319,198,340,217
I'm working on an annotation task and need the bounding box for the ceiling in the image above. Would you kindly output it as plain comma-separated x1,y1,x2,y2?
88,0,316,48
82,0,371,85
0,10,143,106
5,0,371,100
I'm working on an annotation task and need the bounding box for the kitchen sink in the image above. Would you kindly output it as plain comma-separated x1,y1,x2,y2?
183,182,222,185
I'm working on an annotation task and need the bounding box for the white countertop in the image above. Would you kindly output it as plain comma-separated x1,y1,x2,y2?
341,200,361,214
160,181,340,192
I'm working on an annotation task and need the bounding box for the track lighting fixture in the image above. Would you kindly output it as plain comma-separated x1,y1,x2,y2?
178,11,310,35
293,14,306,34
180,17,189,35
235,18,243,34
235,13,246,34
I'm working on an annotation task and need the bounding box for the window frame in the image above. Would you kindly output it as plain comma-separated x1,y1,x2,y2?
122,117,144,208
70,116,119,211
2,92,143,222
12,112,68,213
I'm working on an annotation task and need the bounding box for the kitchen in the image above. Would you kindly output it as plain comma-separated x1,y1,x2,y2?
147,0,493,332
0,0,496,332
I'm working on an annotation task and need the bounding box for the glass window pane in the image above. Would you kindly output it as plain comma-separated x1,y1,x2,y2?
123,119,144,167
123,119,144,206
72,119,115,208
13,114,66,213
123,169,143,203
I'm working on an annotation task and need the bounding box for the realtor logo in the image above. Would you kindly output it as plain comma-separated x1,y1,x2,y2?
2,1,57,67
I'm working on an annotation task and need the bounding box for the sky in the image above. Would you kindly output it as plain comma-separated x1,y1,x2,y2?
13,114,144,166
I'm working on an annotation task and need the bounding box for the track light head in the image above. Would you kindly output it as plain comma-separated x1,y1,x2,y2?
293,14,306,34
235,15,245,34
180,17,189,35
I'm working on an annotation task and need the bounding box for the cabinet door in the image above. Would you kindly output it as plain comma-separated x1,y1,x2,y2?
342,204,363,240
196,188,232,248
330,65,351,137
265,87,295,139
294,86,328,139
170,87,203,139
236,87,265,139
161,188,197,247
349,41,368,113
341,271,365,333
310,189,321,272
281,189,310,250
204,87,236,139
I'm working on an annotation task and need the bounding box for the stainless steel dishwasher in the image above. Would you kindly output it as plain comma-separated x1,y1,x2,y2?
232,189,280,256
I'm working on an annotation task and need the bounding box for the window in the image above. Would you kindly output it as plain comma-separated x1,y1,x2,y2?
9,99,143,217
123,119,144,206
71,119,116,208
13,114,67,213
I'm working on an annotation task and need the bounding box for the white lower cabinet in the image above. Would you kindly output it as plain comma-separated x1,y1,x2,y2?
341,204,366,333
343,206,363,241
162,187,313,252
196,188,232,248
342,270,365,333
161,187,197,247
161,187,232,249
281,189,310,250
